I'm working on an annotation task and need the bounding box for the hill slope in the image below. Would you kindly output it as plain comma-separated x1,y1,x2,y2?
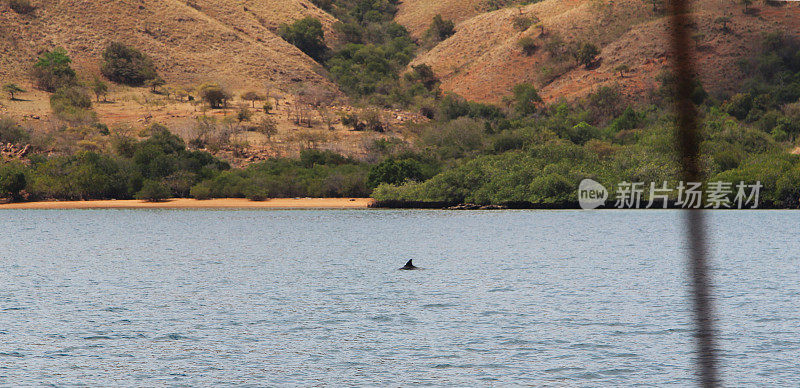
0,0,338,91
404,0,800,104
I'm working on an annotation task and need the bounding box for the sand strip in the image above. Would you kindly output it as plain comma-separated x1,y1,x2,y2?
0,198,376,210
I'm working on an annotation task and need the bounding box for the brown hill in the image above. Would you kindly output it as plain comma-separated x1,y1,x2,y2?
395,0,484,38
404,0,800,104
0,0,338,92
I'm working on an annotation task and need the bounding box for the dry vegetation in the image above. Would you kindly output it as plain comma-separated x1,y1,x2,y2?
403,0,800,104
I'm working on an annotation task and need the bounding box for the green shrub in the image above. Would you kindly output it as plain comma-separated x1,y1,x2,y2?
0,162,27,201
100,42,159,86
512,15,533,31
518,36,537,56
425,15,455,43
136,180,171,202
512,83,542,116
278,17,329,62
573,42,599,68
0,117,30,144
367,158,425,188
50,86,95,122
32,48,76,92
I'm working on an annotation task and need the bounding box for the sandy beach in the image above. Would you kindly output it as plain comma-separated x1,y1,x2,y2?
0,198,376,210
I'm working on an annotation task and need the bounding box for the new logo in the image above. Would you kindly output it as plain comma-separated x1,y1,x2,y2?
578,179,608,209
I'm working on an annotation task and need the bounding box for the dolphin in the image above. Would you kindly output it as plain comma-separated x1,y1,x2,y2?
399,259,419,270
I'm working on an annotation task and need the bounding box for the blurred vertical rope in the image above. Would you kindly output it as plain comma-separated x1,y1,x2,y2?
666,0,720,386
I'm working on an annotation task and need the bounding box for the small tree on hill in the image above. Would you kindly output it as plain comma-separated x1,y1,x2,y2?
241,91,265,108
198,83,230,109
425,15,456,43
32,48,77,92
3,83,25,100
574,42,600,68
740,0,753,13
146,76,165,93
614,64,631,77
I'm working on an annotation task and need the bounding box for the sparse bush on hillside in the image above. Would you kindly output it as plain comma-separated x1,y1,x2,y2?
278,17,329,62
250,116,278,141
32,48,77,92
198,83,231,109
100,42,159,86
518,36,537,56
572,42,600,68
406,64,440,91
50,86,95,122
9,0,36,14
425,15,456,43
512,15,533,31
0,117,30,144
236,105,253,123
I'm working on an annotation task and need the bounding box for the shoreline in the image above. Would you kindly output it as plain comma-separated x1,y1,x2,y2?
0,198,376,210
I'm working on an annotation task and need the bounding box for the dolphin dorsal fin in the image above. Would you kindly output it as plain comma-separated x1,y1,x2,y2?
405,259,413,267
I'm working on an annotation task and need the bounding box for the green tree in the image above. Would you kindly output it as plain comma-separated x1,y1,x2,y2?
512,83,542,116
2,83,25,100
367,158,425,188
198,83,231,109
614,64,631,77
574,42,600,68
278,17,329,62
146,76,165,93
0,163,27,201
32,48,77,92
100,42,159,86
426,14,456,42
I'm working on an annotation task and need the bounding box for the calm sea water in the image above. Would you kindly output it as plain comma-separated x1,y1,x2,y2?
1,210,798,386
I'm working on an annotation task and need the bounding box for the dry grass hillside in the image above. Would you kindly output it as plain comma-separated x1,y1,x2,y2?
395,0,484,38
405,0,800,104
0,0,337,91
